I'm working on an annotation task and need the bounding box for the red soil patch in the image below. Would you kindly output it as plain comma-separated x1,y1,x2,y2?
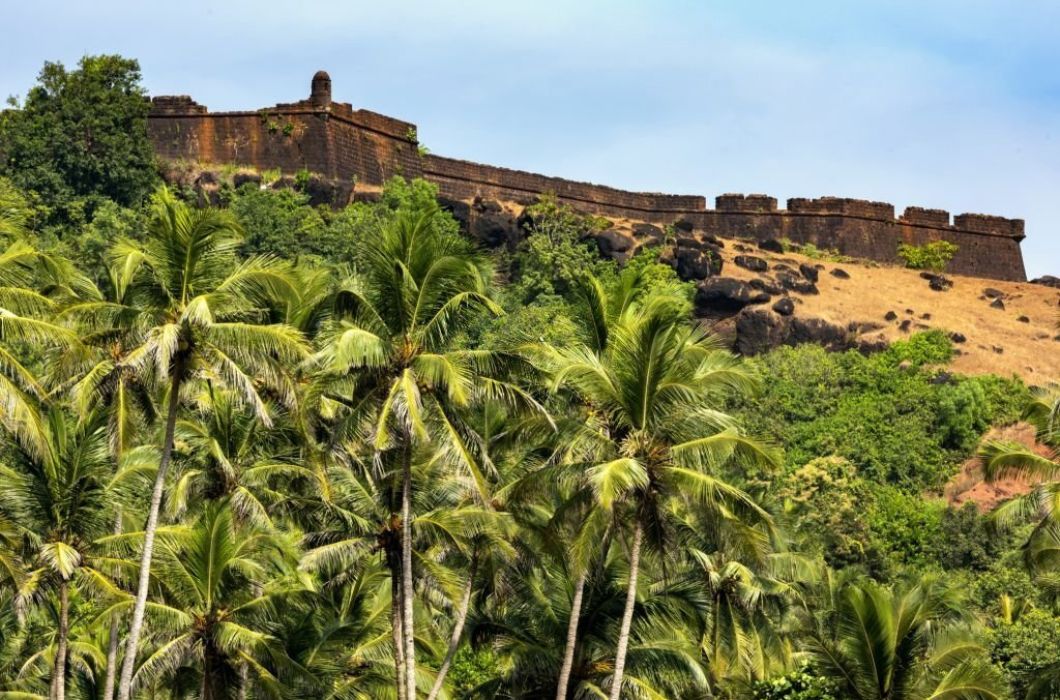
944,423,1052,511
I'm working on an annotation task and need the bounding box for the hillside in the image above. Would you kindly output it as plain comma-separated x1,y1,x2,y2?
703,239,1060,384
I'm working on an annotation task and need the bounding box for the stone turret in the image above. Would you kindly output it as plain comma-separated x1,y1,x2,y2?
310,70,332,108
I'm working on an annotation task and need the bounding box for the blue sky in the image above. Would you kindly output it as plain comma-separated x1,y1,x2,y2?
3,0,1058,277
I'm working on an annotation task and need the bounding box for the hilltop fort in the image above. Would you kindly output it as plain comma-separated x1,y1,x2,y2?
148,71,1028,282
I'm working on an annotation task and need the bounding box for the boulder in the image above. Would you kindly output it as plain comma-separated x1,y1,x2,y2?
673,245,723,281
830,268,851,279
632,223,665,246
789,317,852,350
923,273,953,291
695,278,771,315
949,332,966,344
884,311,898,321
772,297,795,316
777,271,819,295
472,212,518,249
438,197,472,230
232,172,262,188
596,230,635,259
194,170,219,186
734,309,789,355
472,197,504,214
1030,275,1060,289
758,238,785,254
1018,315,1030,323
734,255,769,272
858,336,890,354
673,219,695,234
799,263,820,283
749,278,783,295
303,176,342,207
990,297,1005,310
983,287,1005,299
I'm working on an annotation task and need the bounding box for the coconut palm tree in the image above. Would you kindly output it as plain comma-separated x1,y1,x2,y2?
103,187,308,700
118,500,303,699
0,409,116,699
306,198,530,699
671,505,808,694
547,293,776,699
166,387,306,530
0,240,81,456
546,268,676,700
803,575,1004,700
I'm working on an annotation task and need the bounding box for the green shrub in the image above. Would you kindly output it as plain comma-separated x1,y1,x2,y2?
739,334,1028,491
866,486,945,566
449,645,500,697
752,666,840,700
989,609,1060,698
897,240,958,272
228,185,326,260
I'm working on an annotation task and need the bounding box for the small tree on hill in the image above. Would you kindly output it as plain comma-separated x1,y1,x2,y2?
897,240,959,272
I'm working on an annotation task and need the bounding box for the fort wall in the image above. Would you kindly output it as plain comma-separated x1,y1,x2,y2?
146,72,1028,282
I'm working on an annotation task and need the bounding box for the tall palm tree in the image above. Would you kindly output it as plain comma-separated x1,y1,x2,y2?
548,269,666,700
0,409,115,700
307,200,519,699
105,187,308,700
803,576,1004,700
547,294,775,699
979,386,1060,574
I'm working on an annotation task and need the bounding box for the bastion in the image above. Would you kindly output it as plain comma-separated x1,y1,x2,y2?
147,72,1028,282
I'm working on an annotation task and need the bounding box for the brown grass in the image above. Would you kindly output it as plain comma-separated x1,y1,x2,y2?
704,240,1060,385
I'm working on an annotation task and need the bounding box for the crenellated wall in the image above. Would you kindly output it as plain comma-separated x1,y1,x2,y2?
146,72,1028,282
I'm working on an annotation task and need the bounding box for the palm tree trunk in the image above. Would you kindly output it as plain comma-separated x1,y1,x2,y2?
102,510,123,700
117,361,183,700
52,579,70,700
391,551,407,700
400,441,417,700
426,553,478,700
554,569,587,700
608,521,643,700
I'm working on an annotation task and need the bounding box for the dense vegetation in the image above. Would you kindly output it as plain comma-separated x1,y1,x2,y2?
0,55,1056,700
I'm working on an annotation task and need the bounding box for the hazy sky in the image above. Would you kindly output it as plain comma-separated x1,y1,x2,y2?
3,1,1058,277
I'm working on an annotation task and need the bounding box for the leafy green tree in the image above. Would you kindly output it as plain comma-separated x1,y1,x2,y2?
897,241,959,273
0,55,158,219
227,185,327,261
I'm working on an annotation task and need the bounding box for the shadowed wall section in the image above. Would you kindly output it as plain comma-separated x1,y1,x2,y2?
146,73,1027,282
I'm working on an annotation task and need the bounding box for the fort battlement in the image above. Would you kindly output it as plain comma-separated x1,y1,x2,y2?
146,72,1027,281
